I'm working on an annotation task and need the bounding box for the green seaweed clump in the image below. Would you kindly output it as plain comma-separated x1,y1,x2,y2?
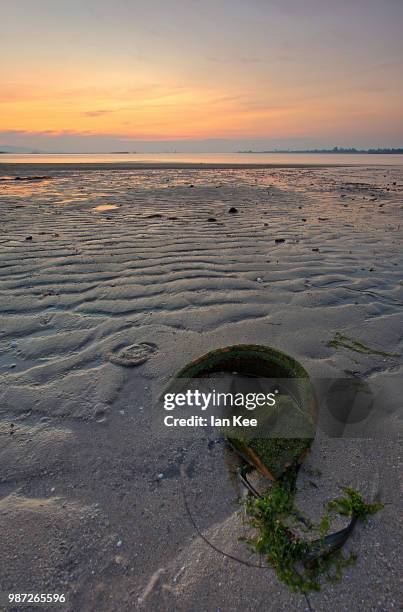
327,332,400,358
327,487,383,522
243,481,383,594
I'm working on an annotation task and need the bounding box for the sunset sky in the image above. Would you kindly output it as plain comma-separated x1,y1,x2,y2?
1,0,402,152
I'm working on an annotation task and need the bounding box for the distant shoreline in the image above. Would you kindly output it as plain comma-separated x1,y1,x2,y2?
1,148,403,156
237,148,403,154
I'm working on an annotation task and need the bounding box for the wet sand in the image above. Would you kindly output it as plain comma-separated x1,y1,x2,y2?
0,164,402,610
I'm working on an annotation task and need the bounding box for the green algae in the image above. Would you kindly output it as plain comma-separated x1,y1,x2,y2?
243,480,383,594
327,332,400,358
232,437,311,481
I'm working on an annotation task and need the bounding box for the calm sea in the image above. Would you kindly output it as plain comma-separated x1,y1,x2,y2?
1,152,403,166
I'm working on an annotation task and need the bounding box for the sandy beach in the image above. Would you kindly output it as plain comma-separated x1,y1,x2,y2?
0,162,402,611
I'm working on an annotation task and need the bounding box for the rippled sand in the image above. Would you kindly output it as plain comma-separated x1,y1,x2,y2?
0,164,401,610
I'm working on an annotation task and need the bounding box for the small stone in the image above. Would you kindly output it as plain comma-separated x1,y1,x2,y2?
228,207,238,213
25,236,33,241
275,238,285,244
116,539,123,547
312,248,319,252
207,217,217,222
157,473,164,480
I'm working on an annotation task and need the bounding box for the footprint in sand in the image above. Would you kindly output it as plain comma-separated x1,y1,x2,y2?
108,342,158,367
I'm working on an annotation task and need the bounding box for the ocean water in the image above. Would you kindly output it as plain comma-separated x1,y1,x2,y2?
1,152,403,166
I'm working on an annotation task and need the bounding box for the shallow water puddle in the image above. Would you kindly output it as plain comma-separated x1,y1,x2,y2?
92,204,119,212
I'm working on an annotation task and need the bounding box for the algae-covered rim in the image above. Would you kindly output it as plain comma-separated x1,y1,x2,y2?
175,343,311,380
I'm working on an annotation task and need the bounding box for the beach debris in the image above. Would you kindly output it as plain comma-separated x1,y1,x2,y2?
108,341,158,367
228,206,238,213
256,277,263,283
275,238,285,243
116,539,123,547
207,217,217,222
